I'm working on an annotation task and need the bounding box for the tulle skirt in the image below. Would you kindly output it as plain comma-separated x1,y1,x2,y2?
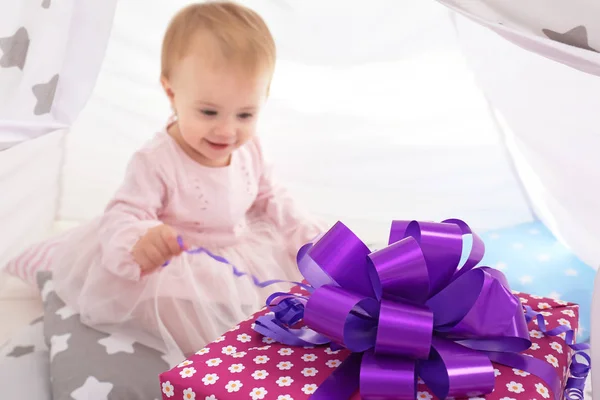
52,218,304,361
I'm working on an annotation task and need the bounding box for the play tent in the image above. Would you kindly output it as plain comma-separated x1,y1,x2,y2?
0,0,598,396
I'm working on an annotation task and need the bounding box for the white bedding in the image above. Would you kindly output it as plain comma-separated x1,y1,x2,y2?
0,274,43,344
0,220,80,345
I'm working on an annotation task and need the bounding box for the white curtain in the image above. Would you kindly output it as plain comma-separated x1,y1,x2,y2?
0,0,118,150
60,0,533,244
433,0,600,268
0,0,117,266
437,0,600,75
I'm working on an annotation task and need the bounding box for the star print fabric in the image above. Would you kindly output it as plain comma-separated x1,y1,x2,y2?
0,0,115,148
159,287,582,399
436,0,600,77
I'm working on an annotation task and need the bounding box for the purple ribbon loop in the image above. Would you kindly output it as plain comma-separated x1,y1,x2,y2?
420,337,495,399
361,351,417,400
369,237,429,303
375,299,433,359
252,219,590,400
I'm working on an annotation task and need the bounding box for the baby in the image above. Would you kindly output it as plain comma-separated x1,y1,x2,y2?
47,1,325,356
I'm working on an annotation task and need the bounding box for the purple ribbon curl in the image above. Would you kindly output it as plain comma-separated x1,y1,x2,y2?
251,219,590,400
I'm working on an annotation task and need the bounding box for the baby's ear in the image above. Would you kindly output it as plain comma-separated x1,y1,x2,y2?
160,75,175,101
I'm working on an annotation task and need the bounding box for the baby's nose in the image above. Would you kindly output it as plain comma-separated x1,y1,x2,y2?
216,120,236,137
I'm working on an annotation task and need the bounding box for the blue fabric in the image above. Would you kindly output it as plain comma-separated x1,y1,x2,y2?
477,221,593,342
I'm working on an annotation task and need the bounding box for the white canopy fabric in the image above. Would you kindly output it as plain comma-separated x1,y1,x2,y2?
1,0,599,270
0,0,117,266
59,0,533,245
437,0,600,268
0,0,118,150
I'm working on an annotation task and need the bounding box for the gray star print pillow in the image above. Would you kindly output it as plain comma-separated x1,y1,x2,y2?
36,271,178,400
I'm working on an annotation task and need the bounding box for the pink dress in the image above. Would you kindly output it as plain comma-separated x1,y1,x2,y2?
51,129,325,357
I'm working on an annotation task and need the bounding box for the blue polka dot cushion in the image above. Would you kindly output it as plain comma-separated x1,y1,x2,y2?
479,220,593,342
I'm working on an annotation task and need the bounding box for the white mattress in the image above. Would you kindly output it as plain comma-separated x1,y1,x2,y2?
0,220,80,344
0,274,43,343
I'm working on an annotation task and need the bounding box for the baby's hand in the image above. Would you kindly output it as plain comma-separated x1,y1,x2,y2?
132,224,183,273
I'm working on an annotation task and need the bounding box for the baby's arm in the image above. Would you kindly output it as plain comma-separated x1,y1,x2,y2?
249,139,328,255
98,150,180,280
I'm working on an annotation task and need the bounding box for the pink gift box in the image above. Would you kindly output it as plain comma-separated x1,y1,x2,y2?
159,287,582,400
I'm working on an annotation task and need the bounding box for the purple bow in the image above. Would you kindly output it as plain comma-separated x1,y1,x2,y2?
254,219,565,399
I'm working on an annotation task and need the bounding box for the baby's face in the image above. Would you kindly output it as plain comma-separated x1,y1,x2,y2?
164,52,270,167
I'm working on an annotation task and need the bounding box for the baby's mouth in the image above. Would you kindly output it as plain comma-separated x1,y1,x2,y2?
204,139,232,150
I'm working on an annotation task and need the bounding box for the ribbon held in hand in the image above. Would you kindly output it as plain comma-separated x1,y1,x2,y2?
254,219,564,400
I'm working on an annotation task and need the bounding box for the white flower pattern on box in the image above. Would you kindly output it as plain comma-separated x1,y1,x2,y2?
550,342,564,354
254,355,269,364
180,367,197,378
512,368,530,377
506,381,525,393
529,330,543,339
252,370,268,380
161,381,175,397
225,380,243,393
250,387,268,400
159,288,581,399
221,346,237,355
228,364,245,373
196,348,210,356
206,358,222,367
237,334,252,343
278,348,294,356
277,361,293,370
202,374,219,385
301,384,317,395
557,318,572,327
545,354,559,368
276,376,294,387
536,383,551,399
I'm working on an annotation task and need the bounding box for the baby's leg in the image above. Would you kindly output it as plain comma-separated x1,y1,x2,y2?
135,296,252,356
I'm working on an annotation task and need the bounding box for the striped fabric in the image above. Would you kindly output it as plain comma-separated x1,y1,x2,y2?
3,236,64,285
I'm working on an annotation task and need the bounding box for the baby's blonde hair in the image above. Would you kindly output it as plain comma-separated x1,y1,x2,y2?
161,1,276,79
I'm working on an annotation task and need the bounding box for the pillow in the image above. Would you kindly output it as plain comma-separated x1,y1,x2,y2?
3,226,72,285
3,221,80,285
36,271,179,400
479,220,594,341
3,237,60,285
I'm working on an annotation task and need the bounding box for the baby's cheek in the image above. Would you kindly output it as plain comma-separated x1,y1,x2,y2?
182,122,209,142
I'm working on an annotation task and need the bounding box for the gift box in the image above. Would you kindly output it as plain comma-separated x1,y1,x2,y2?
159,289,582,400
159,220,589,399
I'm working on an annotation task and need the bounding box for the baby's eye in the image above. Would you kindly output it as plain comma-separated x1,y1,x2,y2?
201,109,217,116
238,112,253,120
